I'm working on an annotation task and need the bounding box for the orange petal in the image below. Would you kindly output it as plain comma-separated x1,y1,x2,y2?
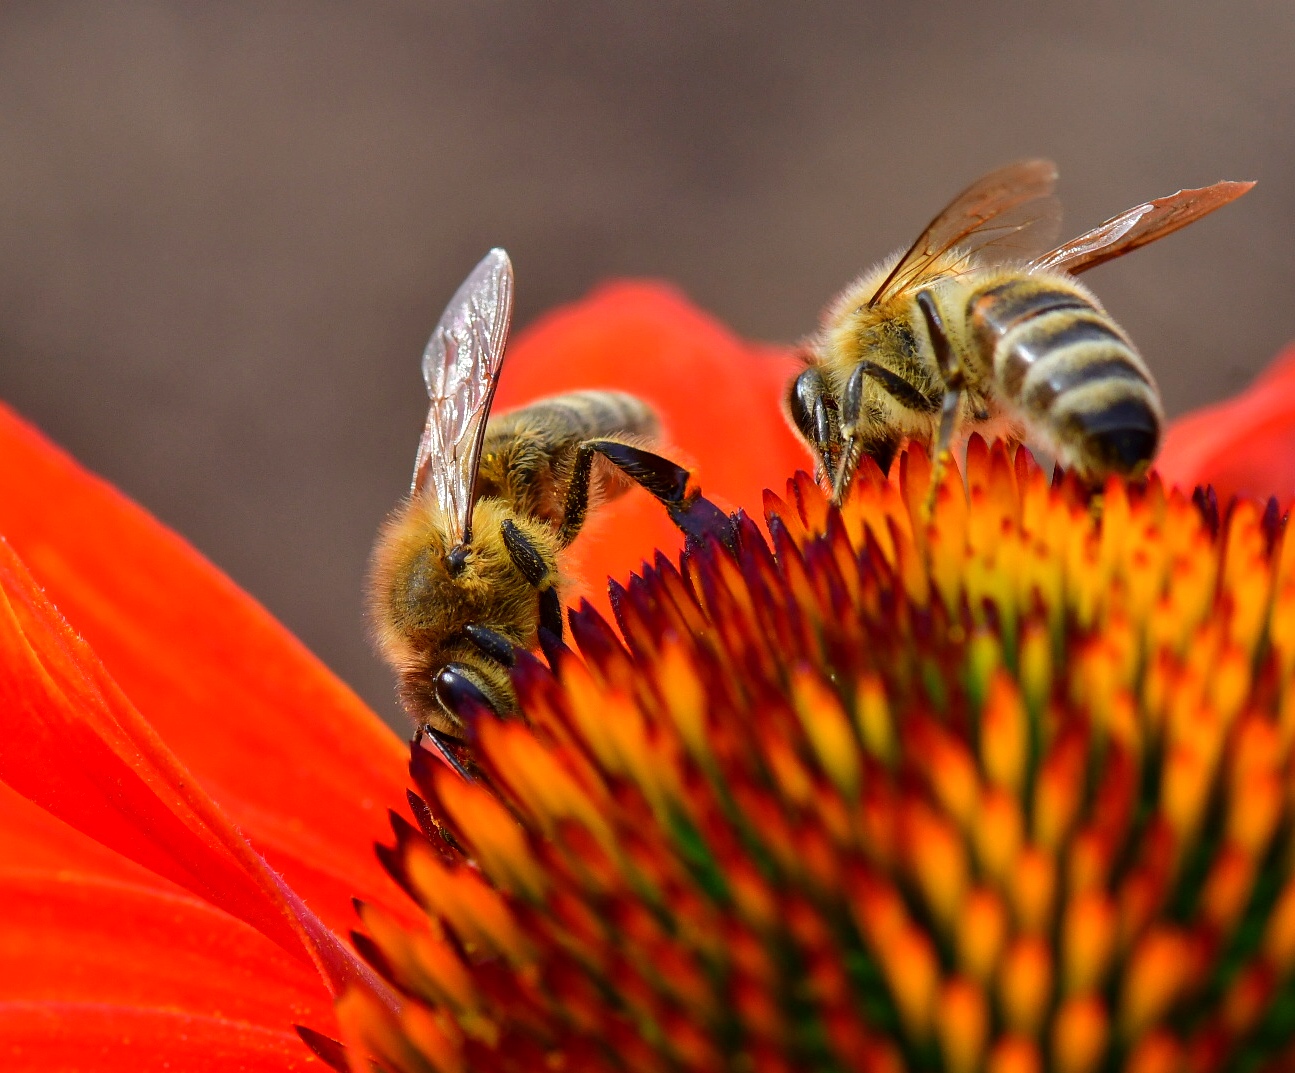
0,403,411,933
0,535,393,1008
0,1004,317,1073
0,873,331,1034
1157,343,1295,502
494,281,807,605
0,781,335,1065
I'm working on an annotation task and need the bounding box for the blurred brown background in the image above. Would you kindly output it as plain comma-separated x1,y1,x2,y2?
0,2,1289,729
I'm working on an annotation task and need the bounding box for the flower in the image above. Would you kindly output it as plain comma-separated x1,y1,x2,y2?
1156,342,1295,505
337,443,1295,1073
2,281,1295,1072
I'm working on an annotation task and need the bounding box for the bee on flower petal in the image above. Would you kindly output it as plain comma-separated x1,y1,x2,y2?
787,160,1254,501
368,249,727,768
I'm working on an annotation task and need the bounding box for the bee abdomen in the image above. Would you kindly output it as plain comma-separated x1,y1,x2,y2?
499,390,660,443
971,279,1162,477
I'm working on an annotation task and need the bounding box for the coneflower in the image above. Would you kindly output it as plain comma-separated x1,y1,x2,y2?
1,284,1292,1072
333,439,1295,1073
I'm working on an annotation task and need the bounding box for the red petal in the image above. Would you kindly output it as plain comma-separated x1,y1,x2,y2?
495,282,807,601
1157,344,1295,502
0,537,395,1008
0,1004,317,1073
0,781,336,1063
0,404,411,933
0,773,161,883
0,875,331,1033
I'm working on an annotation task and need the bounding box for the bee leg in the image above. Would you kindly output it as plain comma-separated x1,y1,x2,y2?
558,439,735,550
415,725,476,782
539,586,564,640
499,517,564,640
787,367,841,485
832,360,930,502
501,518,550,585
463,624,516,666
916,289,966,516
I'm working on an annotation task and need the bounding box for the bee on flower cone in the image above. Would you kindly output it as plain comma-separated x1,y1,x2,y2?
3,281,1295,1073
331,438,1295,1073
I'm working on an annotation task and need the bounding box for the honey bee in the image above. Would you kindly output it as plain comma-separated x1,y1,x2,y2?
368,249,727,771
788,160,1254,501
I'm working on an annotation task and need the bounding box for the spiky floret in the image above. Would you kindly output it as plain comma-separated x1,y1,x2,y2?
328,439,1295,1073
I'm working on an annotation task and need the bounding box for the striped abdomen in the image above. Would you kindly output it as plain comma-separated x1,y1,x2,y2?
968,275,1163,478
477,390,661,524
485,390,659,445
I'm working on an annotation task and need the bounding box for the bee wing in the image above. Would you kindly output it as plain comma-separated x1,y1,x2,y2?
869,159,1060,308
411,248,514,546
1028,180,1255,276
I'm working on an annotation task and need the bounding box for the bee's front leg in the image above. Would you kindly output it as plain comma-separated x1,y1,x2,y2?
915,289,966,516
787,366,842,485
463,625,517,666
559,439,736,550
499,518,564,639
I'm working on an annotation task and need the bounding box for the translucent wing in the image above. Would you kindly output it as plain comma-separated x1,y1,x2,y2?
869,159,1060,308
411,248,514,546
1029,180,1254,276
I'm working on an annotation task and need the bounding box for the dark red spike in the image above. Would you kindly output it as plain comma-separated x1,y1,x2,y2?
388,809,422,849
763,487,793,529
405,790,443,847
605,572,659,660
625,571,665,630
1014,442,1044,486
788,471,810,525
1261,496,1285,553
349,928,400,989
766,511,800,567
1193,484,1221,538
857,523,899,591
374,840,416,900
1218,492,1242,549
622,574,671,657
408,737,439,800
803,529,852,623
676,544,705,607
648,549,709,636
509,646,560,708
736,517,804,658
468,1034,545,1073
731,510,768,556
294,1026,350,1072
854,450,889,488
374,811,430,897
686,537,728,612
568,598,631,670
690,538,761,664
470,957,558,1035
606,575,633,642
407,744,471,859
537,625,568,672
965,432,990,481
